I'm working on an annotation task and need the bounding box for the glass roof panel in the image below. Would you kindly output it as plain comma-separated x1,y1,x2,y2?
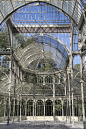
64,49,68,58
58,42,64,54
0,0,85,25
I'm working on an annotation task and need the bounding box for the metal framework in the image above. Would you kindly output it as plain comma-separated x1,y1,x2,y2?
0,0,86,129
0,0,85,25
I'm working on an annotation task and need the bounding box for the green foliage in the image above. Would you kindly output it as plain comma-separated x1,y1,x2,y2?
14,34,34,49
74,64,80,68
37,58,58,72
23,73,27,82
45,63,51,72
55,100,62,112
14,34,25,45
0,30,9,50
29,75,34,83
60,75,64,82
23,73,34,83
21,39,33,48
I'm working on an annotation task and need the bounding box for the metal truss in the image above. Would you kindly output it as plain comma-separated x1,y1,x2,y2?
13,24,70,33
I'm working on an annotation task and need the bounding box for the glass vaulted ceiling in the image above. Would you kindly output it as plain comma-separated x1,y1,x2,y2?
14,34,69,72
11,2,70,25
0,0,85,25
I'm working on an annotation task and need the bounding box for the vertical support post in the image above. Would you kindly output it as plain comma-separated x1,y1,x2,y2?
69,20,74,126
65,83,66,96
44,99,45,120
64,73,67,96
35,99,36,120
66,93,68,123
13,75,16,123
43,76,45,121
4,96,6,120
10,102,11,118
53,75,55,121
17,66,19,122
71,69,74,126
43,76,45,86
77,97,79,122
67,68,71,123
80,54,85,129
64,72,67,121
62,100,64,118
7,60,11,125
13,62,16,123
33,74,36,120
33,99,35,121
59,73,60,84
25,100,27,120
20,70,22,122
6,19,13,125
66,73,68,123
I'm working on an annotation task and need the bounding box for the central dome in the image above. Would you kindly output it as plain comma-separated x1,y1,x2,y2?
14,34,69,73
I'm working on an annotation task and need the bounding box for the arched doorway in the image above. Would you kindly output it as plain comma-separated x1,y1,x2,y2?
36,100,44,116
45,100,53,116
27,100,33,116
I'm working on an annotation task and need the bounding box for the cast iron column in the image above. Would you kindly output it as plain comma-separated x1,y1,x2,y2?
44,99,45,120
33,75,36,120
13,62,16,123
25,100,27,120
80,54,85,129
4,96,6,120
53,75,55,121
61,99,64,121
6,19,13,125
69,20,74,126
7,60,11,125
20,70,22,121
17,66,20,122
67,68,71,123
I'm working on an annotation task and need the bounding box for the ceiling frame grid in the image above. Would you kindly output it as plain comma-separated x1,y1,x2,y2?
0,0,85,25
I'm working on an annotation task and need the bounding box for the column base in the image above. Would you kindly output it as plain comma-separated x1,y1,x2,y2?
7,118,10,125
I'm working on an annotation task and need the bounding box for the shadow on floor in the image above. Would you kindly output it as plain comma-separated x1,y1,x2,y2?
0,121,83,129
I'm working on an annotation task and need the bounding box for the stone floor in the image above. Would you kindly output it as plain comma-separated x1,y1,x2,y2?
0,120,84,129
